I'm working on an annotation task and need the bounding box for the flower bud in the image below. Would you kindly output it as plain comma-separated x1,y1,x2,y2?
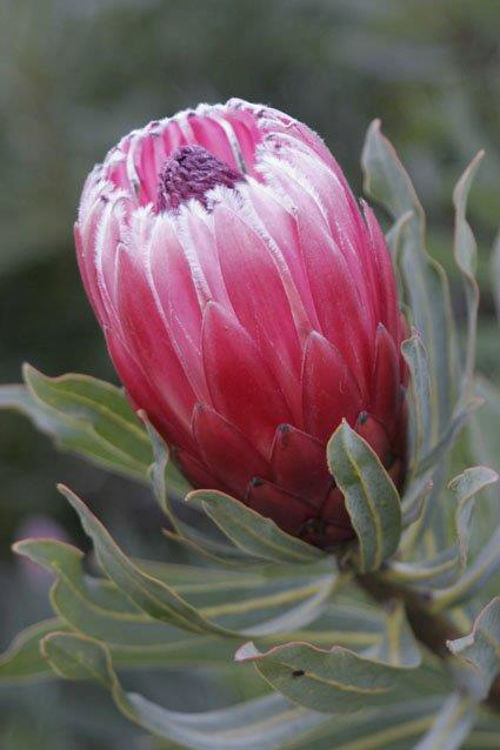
76,99,407,548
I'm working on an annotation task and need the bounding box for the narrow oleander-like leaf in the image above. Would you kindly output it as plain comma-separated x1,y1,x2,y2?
36,496,334,641
417,395,482,478
447,597,500,700
276,599,387,651
453,152,484,395
365,600,421,668
408,404,482,567
413,693,476,750
360,121,483,564
143,427,254,565
467,377,500,546
295,697,445,750
129,559,334,637
398,472,435,558
327,420,401,572
385,209,413,261
41,631,113,687
163,522,254,567
362,120,457,441
401,471,433,528
448,467,498,567
384,547,460,590
186,490,325,565
0,366,153,481
142,413,191,518
362,120,425,232
56,484,232,637
0,384,68,434
432,527,500,611
41,633,329,750
35,630,450,750
13,538,231,665
385,209,412,296
0,618,70,683
0,382,147,480
401,332,435,467
235,641,410,714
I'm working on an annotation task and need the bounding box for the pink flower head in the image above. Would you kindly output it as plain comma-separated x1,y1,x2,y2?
76,99,407,549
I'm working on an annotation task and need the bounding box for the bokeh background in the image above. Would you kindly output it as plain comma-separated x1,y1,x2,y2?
1,0,499,747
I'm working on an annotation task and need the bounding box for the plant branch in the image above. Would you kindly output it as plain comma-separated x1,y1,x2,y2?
356,572,500,713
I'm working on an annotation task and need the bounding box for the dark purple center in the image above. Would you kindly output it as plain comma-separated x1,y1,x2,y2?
156,145,244,212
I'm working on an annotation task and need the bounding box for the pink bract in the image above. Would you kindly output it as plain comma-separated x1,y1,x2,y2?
76,98,407,549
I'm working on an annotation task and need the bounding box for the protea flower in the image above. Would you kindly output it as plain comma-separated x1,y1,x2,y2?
75,98,407,549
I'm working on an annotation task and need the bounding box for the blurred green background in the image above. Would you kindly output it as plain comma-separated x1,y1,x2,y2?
1,0,499,747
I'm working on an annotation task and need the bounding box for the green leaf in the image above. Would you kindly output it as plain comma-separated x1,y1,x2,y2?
365,600,421,668
46,490,335,639
13,539,234,666
186,490,325,565
142,414,192,516
276,599,387,651
295,697,445,750
401,471,433,528
385,209,413,262
235,641,411,714
57,484,232,637
448,467,498,567
36,631,449,750
15,536,335,651
362,120,457,441
41,631,113,687
0,618,70,683
327,421,401,572
0,366,153,481
453,152,484,395
383,547,460,590
447,597,500,700
467,377,500,534
416,396,482,479
40,633,330,750
431,527,500,611
401,332,435,467
144,432,258,565
413,693,476,750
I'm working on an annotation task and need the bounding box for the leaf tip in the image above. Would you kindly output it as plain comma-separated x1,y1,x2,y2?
234,642,261,663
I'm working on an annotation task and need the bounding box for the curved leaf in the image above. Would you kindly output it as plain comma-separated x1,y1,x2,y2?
431,526,500,611
384,547,460,590
365,600,421,668
453,152,484,395
38,632,450,750
43,491,335,639
235,640,413,714
413,693,476,750
41,633,329,750
402,332,435,466
448,467,498,567
186,490,324,565
0,617,69,683
447,597,500,701
362,119,457,439
57,484,231,637
327,421,401,572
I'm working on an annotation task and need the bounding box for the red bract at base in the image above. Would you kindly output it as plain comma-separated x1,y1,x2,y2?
75,99,407,549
